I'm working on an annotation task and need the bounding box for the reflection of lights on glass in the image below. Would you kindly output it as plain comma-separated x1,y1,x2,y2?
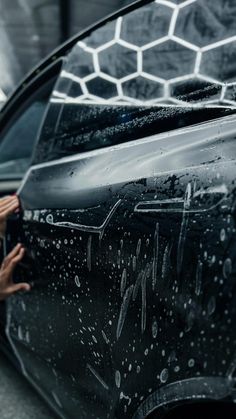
51,0,236,109
0,88,7,101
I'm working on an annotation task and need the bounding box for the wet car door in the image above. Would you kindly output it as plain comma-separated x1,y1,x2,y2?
5,1,236,419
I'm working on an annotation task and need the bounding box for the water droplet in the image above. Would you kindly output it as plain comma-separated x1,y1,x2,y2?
220,228,226,242
223,258,232,279
18,325,23,340
160,368,168,383
152,318,158,339
25,331,30,343
75,275,81,287
207,296,216,316
188,358,195,368
115,370,121,388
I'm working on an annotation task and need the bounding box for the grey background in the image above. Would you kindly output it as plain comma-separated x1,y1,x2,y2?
0,0,133,99
0,353,57,419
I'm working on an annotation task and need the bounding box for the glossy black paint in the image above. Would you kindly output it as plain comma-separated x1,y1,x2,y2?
4,112,236,418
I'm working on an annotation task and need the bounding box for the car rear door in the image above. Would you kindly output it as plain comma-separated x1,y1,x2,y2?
5,1,236,419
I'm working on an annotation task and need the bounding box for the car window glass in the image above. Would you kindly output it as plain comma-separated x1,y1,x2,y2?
33,0,236,165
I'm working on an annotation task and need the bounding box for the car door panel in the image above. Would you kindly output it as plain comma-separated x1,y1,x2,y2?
5,112,236,418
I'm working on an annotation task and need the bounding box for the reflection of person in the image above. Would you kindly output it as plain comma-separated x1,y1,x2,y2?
0,196,30,301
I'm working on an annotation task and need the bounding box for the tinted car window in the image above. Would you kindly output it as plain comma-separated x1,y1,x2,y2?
33,0,236,165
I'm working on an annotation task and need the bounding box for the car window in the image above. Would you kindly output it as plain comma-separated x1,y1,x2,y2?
0,77,56,180
33,0,236,165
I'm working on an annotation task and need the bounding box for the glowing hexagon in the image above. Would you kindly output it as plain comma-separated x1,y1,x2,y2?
120,3,173,47
175,0,236,47
122,76,164,101
84,20,116,49
99,44,137,79
170,78,221,102
200,41,236,83
143,40,196,80
168,0,191,3
86,76,118,99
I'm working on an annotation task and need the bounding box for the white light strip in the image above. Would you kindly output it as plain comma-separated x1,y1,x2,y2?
51,0,236,108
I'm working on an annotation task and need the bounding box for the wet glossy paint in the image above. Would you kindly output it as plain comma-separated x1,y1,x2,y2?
4,112,236,418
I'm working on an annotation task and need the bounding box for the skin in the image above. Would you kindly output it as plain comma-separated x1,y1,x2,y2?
0,244,30,301
0,195,19,239
0,195,31,300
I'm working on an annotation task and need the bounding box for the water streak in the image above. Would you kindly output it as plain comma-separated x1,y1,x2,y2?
141,273,147,334
195,260,202,296
177,183,191,276
87,363,109,390
120,268,127,297
161,241,172,280
136,239,142,258
116,285,134,340
101,330,109,344
152,222,159,290
133,271,143,301
87,235,92,271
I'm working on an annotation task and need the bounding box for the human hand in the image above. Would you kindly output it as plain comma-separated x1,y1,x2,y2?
0,244,30,301
0,195,19,239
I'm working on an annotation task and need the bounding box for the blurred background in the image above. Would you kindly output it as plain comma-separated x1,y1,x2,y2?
0,0,132,104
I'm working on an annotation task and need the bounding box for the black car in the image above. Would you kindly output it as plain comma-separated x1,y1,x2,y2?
1,0,236,418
